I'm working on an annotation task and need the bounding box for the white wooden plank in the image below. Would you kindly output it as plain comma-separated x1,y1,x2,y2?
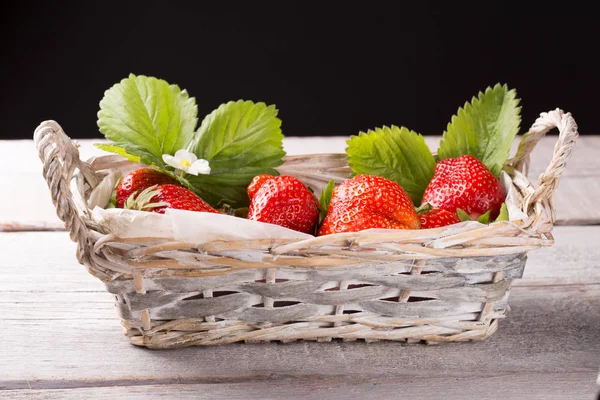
0,228,598,391
0,284,597,387
1,136,598,230
1,374,598,400
518,226,600,285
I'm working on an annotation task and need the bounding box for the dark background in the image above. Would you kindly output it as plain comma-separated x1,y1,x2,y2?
1,1,596,139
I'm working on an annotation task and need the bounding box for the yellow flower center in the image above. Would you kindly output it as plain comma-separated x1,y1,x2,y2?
179,159,192,167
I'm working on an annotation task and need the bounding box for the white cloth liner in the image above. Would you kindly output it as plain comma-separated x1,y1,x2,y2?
92,207,313,244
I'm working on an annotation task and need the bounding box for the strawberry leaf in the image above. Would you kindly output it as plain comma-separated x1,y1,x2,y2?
437,84,521,176
186,101,286,207
494,203,509,222
95,143,162,166
477,210,491,224
319,180,336,224
457,208,471,222
97,74,198,161
346,126,436,205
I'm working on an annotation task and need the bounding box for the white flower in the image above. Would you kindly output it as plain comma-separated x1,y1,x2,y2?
162,150,211,176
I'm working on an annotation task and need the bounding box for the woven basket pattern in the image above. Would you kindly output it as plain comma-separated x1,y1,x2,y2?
34,109,578,348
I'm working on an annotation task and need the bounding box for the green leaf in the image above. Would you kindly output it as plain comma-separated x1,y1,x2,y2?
95,143,162,166
494,203,509,222
457,208,471,222
97,74,198,160
319,180,336,224
477,210,491,224
346,126,436,205
437,84,521,176
415,203,433,215
157,168,195,190
186,100,286,207
186,167,278,207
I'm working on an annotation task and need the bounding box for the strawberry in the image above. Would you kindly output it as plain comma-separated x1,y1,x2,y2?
318,175,420,236
247,174,274,199
419,207,460,229
421,155,506,219
247,174,319,234
125,184,219,214
116,168,179,208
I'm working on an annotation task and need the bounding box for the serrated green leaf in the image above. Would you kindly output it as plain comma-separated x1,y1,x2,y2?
95,143,162,166
186,167,280,207
437,84,521,176
97,74,198,160
346,126,436,205
494,203,509,222
477,210,491,224
319,180,336,224
186,100,286,207
457,208,471,222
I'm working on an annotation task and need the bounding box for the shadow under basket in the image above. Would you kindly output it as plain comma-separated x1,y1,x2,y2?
34,109,578,349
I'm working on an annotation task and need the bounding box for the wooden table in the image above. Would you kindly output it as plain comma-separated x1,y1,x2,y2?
1,136,599,399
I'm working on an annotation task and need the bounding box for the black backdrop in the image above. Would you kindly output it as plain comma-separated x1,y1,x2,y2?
1,1,596,139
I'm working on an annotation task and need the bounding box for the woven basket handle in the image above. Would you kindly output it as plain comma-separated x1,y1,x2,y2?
506,108,579,220
34,120,99,264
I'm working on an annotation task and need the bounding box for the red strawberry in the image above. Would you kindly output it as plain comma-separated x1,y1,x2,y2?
247,174,319,234
125,184,219,214
419,207,460,229
116,168,179,208
247,174,273,199
318,175,420,236
421,155,506,219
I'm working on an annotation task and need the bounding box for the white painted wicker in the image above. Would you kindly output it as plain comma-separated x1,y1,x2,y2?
34,109,578,349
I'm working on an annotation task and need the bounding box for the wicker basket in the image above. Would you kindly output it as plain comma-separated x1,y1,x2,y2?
34,109,578,349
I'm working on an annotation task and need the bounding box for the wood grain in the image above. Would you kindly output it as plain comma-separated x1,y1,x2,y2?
1,135,598,231
0,285,597,393
0,228,598,399
1,374,597,400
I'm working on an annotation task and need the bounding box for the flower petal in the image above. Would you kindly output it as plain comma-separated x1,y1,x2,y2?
162,154,177,167
174,149,197,163
190,159,211,175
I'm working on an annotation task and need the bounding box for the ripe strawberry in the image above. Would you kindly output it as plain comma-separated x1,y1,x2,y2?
247,174,274,199
247,174,319,234
318,175,420,236
419,207,460,229
116,168,179,208
125,184,219,214
421,155,506,219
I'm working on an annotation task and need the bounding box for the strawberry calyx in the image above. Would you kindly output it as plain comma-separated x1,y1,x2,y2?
318,180,336,227
106,177,121,209
456,208,472,222
124,185,169,211
415,203,433,215
217,199,249,218
456,208,492,224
